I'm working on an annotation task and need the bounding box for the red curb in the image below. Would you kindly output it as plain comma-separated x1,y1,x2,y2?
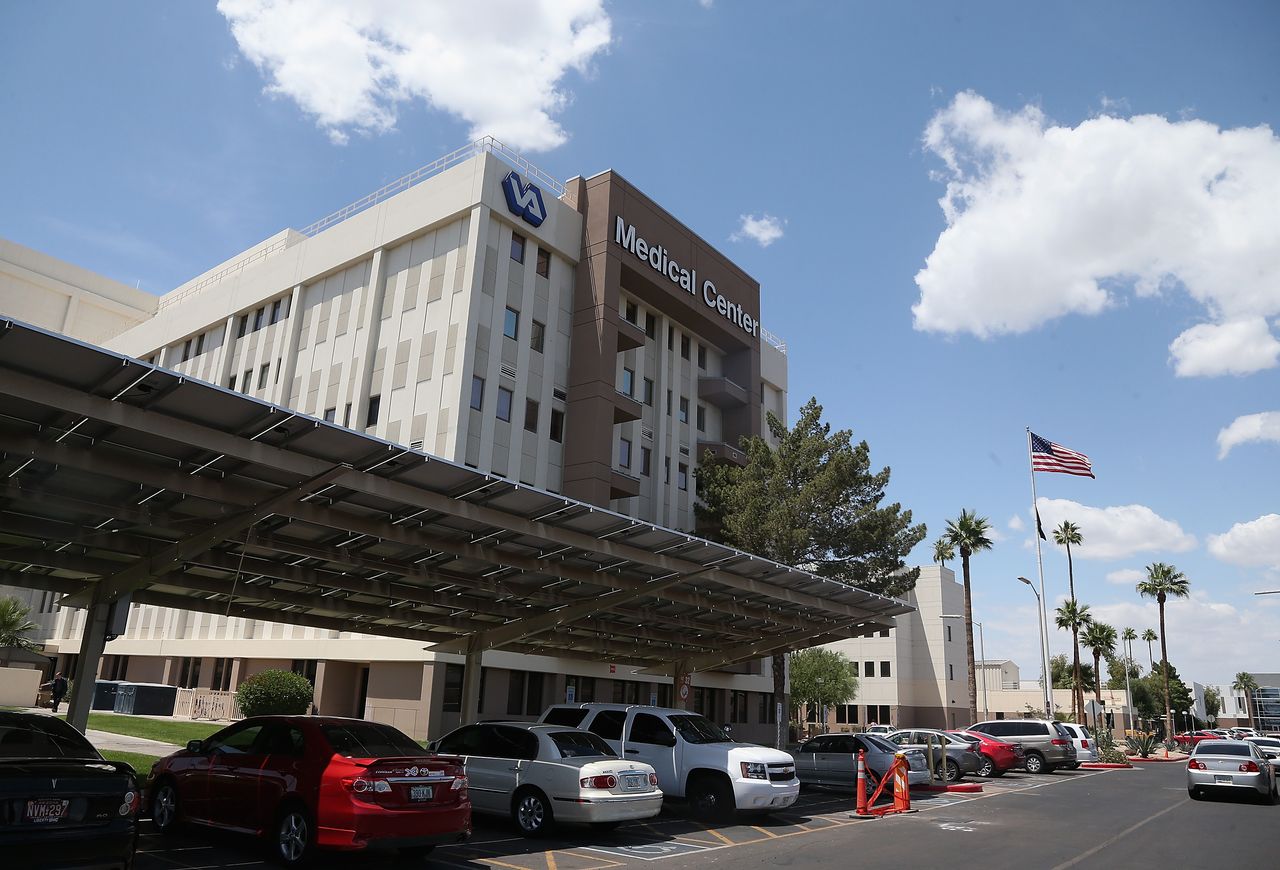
1127,756,1187,763
913,782,983,793
1080,762,1133,769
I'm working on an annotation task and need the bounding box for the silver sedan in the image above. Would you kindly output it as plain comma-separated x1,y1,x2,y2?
793,733,930,790
886,729,983,782
1187,740,1278,803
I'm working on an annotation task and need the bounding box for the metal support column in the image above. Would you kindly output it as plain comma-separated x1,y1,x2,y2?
672,659,692,711
459,640,483,726
67,584,111,733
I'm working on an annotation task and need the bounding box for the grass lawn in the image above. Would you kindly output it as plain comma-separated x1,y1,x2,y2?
99,750,161,776
81,713,223,745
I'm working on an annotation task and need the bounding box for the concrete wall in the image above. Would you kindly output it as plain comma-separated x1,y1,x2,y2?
0,666,43,706
365,661,431,739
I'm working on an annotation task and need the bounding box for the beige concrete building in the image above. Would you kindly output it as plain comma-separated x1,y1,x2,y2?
1,140,790,741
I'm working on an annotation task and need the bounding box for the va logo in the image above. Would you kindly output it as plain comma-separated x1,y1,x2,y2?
501,171,547,227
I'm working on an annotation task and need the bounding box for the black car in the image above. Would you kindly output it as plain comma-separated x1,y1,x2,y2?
0,711,140,869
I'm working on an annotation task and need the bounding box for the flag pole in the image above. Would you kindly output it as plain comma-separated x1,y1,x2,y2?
1027,428,1054,719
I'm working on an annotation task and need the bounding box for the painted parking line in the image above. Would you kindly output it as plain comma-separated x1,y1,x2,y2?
582,841,718,862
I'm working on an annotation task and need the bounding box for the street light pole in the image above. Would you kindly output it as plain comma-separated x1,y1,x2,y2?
1018,576,1052,718
942,614,988,721
1122,634,1134,736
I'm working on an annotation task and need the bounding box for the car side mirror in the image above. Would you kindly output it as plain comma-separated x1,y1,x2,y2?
186,739,204,754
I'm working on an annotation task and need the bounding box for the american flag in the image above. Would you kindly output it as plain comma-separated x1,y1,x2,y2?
1030,432,1095,478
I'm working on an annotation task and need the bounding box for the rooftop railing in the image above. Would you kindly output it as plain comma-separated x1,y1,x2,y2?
761,326,787,355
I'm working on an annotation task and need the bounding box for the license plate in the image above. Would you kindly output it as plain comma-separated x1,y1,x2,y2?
409,785,433,802
1214,775,1232,784
622,774,647,790
24,799,68,823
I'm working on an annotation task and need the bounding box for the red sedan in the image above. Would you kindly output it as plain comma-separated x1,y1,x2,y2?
146,716,470,865
947,730,1024,777
1174,730,1219,749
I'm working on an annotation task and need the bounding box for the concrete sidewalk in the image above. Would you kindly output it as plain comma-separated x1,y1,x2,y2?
86,728,181,756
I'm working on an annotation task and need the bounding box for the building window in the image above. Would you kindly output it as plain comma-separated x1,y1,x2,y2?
645,312,656,339
640,446,651,477
881,661,891,678
759,693,777,724
536,247,550,278
511,231,526,263
228,374,237,391
442,663,464,713
945,625,952,642
237,315,248,338
507,671,545,716
195,333,205,355
241,370,252,393
253,307,265,331
366,395,381,428
948,664,954,681
343,403,351,428
664,456,670,483
667,325,674,350
677,463,688,491
503,307,520,340
624,300,638,324
880,629,890,638
864,661,875,678
666,389,672,416
565,675,595,703
681,334,690,360
696,404,706,432
678,397,689,424
257,363,270,389
530,319,545,353
730,690,749,724
210,657,232,692
550,409,565,443
643,378,654,406
524,399,539,433
177,656,202,689
180,339,192,362
496,387,513,423
271,299,282,323
470,376,485,411
697,344,706,369
619,437,632,469
621,367,634,397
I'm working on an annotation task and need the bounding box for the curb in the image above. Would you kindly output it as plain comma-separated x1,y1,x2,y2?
913,782,983,793
1127,756,1187,763
1080,762,1133,769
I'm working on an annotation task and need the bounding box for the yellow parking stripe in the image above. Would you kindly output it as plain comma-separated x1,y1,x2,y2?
704,828,736,845
546,851,558,870
750,825,780,838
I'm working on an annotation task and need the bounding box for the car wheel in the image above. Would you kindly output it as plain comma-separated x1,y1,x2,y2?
590,821,623,832
687,773,735,821
941,759,962,782
976,754,996,778
513,787,554,837
272,805,315,867
1064,762,1080,770
1023,752,1046,775
865,768,881,793
151,780,181,835
1188,786,1204,801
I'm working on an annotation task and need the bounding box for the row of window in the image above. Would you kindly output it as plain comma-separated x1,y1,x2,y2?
864,661,892,678
228,358,282,393
510,231,552,279
470,375,565,441
832,704,894,725
621,299,713,370
617,437,688,489
236,296,290,338
502,305,546,352
322,395,380,429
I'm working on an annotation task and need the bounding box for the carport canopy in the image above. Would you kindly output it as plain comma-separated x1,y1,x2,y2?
0,320,914,733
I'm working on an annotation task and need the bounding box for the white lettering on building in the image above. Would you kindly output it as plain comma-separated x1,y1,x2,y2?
614,216,758,339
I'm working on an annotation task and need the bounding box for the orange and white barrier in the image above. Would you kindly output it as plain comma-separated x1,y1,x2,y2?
853,751,916,818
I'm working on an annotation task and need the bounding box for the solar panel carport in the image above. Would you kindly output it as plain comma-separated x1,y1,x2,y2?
0,319,914,737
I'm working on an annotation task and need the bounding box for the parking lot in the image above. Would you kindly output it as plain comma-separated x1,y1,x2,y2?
133,764,1275,870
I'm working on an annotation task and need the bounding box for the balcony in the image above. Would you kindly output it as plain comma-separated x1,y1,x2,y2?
612,390,643,424
697,440,748,467
609,468,641,500
616,315,646,352
698,375,749,408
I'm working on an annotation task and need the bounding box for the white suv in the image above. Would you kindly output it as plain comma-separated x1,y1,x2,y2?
539,704,798,817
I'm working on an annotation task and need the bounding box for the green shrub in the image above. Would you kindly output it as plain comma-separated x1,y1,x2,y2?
1125,732,1158,758
1095,730,1129,764
235,669,313,718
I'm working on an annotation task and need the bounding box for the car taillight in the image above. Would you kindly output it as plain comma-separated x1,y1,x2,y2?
1051,739,1067,746
648,772,659,786
1188,760,1207,770
1239,761,1259,773
1080,740,1089,748
579,775,618,789
119,790,140,817
450,775,467,798
342,776,392,794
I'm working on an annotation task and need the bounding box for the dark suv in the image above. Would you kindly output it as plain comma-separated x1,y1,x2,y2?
965,719,1077,774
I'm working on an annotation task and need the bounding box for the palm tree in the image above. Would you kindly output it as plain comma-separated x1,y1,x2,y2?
1054,600,1093,722
1120,627,1137,669
1141,628,1158,670
0,597,39,650
1136,563,1190,739
1081,621,1117,723
932,538,955,569
1053,520,1085,721
943,509,994,725
1232,672,1260,730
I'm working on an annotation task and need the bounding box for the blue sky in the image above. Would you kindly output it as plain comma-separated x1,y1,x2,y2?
2,1,1277,688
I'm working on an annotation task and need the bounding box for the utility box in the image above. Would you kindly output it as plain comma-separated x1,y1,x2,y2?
92,680,123,711
113,682,178,717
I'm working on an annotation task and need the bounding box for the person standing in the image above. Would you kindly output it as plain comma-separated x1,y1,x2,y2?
42,672,68,713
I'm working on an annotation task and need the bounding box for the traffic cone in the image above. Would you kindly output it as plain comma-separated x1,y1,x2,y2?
855,749,870,815
892,753,911,812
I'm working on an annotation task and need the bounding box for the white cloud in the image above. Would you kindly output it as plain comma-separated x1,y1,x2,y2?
1207,514,1280,570
913,92,1280,379
1105,568,1146,586
1036,497,1196,560
730,213,785,247
1007,514,1025,532
1217,410,1280,459
217,0,612,150
1170,318,1280,377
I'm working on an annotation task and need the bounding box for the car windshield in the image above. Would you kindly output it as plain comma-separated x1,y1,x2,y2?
551,731,617,758
1250,738,1280,748
669,714,732,744
949,732,981,745
322,722,424,758
1195,742,1251,756
542,708,589,727
862,735,898,753
0,715,99,760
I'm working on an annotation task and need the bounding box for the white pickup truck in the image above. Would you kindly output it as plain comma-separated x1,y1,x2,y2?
538,703,798,817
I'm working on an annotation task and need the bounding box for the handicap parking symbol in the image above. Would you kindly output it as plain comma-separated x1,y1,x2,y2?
585,841,714,861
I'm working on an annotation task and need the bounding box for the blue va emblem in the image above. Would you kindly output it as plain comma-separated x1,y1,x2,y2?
501,171,547,227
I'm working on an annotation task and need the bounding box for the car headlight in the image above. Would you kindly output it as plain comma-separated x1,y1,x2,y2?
740,762,768,780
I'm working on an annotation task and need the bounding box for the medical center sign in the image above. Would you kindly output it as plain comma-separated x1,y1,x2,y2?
614,217,758,340
502,171,547,227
